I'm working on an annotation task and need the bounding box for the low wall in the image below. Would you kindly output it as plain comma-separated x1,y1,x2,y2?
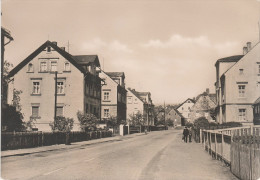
1,130,113,151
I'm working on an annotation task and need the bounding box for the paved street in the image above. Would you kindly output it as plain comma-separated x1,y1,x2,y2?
1,129,238,180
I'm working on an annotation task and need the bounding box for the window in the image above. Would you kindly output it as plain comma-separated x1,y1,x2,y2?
28,63,33,72
104,109,109,118
64,62,70,71
56,107,63,116
57,82,64,94
40,62,47,72
33,82,40,94
104,92,110,101
134,98,138,104
32,106,39,117
239,69,244,75
127,97,132,104
51,62,57,72
238,109,246,121
238,85,245,97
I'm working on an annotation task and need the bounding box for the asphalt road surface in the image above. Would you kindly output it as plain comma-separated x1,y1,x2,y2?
1,129,238,180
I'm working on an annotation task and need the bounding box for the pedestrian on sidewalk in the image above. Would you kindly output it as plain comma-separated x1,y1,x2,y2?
188,127,192,143
182,126,189,143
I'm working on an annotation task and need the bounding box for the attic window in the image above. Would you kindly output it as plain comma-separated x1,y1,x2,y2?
28,63,33,72
47,46,51,52
64,62,70,71
239,69,244,75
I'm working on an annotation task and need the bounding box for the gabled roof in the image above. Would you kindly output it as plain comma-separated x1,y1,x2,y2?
167,108,184,118
215,55,243,67
176,98,195,109
195,92,217,105
8,41,87,77
221,42,259,78
127,88,144,103
73,55,100,67
106,72,125,78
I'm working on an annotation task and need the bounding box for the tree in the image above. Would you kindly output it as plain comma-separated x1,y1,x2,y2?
77,111,98,131
49,116,74,132
128,111,145,126
193,117,209,129
209,107,217,120
1,104,25,132
166,119,174,126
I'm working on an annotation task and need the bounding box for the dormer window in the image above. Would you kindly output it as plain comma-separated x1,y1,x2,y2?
47,46,51,52
64,62,70,71
239,69,244,75
28,63,34,72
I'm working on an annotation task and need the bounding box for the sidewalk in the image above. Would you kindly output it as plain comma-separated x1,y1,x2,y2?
1,132,145,158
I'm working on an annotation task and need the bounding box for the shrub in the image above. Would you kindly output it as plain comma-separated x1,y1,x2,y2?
77,111,98,131
1,104,25,132
221,122,242,128
185,122,193,128
49,116,74,132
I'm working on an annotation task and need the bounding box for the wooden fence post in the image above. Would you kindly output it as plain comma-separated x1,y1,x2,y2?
221,131,224,162
200,129,202,144
215,132,217,159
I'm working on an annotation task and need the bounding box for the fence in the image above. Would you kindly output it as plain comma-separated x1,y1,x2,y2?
202,126,260,180
1,130,113,151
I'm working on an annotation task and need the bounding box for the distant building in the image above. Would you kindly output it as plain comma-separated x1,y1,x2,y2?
176,98,195,123
189,89,216,123
127,88,154,126
215,42,260,125
7,41,102,131
99,71,127,124
165,108,184,126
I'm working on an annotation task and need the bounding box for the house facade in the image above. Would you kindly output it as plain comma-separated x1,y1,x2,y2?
165,108,184,126
127,88,154,126
189,89,216,123
216,42,260,124
99,71,127,124
176,98,195,123
7,41,102,131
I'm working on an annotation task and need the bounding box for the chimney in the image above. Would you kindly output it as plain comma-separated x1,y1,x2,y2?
243,46,248,55
60,47,65,51
52,41,57,46
247,42,251,51
206,88,209,94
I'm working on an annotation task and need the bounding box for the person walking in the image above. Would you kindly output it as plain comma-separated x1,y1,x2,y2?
183,126,189,143
188,127,192,143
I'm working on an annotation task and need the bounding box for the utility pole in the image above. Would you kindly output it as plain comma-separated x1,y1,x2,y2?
54,71,57,121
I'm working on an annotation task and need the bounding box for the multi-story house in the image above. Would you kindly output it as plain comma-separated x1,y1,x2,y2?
99,71,127,124
176,98,195,123
189,89,216,123
215,54,243,124
215,42,260,124
7,40,102,131
127,88,154,126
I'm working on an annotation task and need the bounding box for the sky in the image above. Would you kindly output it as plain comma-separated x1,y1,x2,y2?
2,0,260,104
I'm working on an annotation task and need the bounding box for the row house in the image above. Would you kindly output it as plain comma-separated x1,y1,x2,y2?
189,89,216,123
99,71,127,125
127,88,155,126
175,98,195,123
7,41,102,131
215,42,260,124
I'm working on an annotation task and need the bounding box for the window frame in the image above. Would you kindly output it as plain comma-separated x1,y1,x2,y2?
104,109,109,118
40,61,48,72
31,105,40,118
50,61,57,72
32,81,41,95
238,109,246,121
238,85,246,98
